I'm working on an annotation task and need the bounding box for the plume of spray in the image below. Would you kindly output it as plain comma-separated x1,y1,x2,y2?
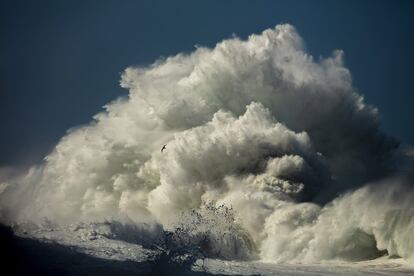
0,24,412,263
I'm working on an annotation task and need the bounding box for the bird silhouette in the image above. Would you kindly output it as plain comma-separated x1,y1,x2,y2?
161,145,166,152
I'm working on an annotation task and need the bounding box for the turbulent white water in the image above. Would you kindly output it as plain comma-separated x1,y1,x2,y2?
1,24,413,265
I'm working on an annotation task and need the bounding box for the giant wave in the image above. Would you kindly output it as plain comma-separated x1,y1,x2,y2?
1,24,413,265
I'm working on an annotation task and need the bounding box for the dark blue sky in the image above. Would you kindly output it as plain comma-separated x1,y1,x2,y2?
1,0,413,166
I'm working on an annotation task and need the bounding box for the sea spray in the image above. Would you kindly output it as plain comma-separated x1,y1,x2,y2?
0,24,412,264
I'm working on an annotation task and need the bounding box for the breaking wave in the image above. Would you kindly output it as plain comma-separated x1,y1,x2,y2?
1,24,413,264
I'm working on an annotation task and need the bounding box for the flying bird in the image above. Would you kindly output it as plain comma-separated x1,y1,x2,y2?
161,145,166,152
